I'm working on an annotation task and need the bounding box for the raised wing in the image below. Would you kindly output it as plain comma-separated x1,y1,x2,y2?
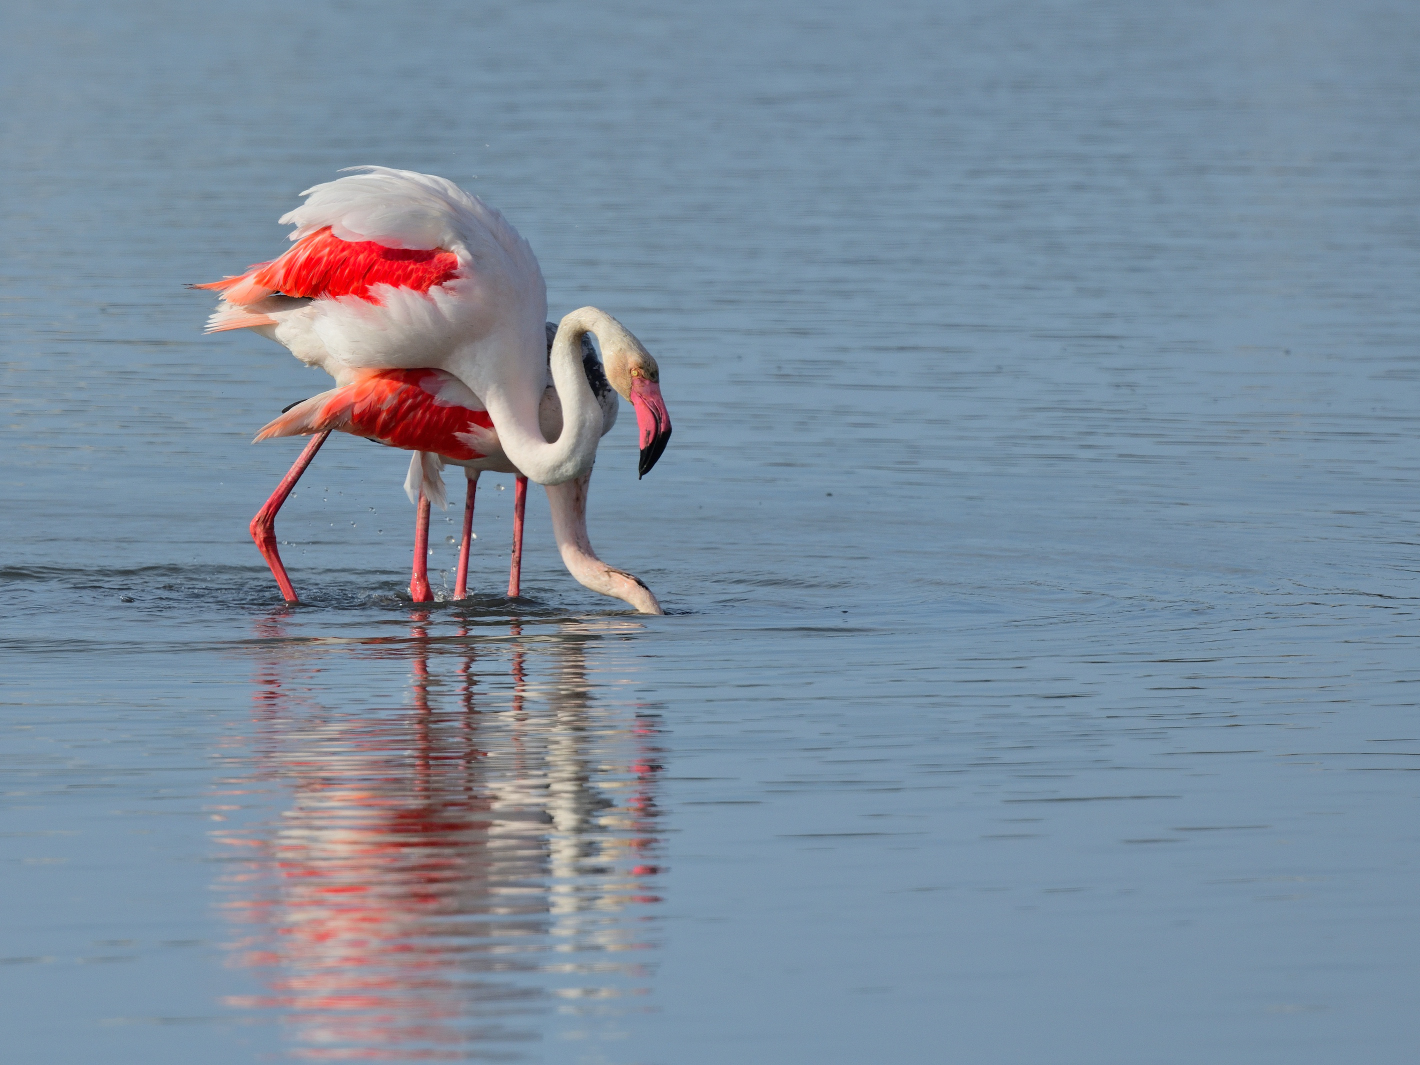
194,226,461,307
254,369,494,461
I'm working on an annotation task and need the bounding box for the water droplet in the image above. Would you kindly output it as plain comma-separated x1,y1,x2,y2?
446,535,455,544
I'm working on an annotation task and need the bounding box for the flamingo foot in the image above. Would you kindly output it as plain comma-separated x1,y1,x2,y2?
250,431,331,604
411,492,433,603
508,475,528,598
453,474,478,600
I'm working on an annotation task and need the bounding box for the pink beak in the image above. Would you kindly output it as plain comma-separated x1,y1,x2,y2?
629,378,672,478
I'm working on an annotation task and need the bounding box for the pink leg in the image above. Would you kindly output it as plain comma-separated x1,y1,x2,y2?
453,474,477,600
250,431,331,604
508,474,528,598
410,491,433,603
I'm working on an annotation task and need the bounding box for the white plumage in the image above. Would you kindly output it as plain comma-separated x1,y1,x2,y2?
203,166,602,487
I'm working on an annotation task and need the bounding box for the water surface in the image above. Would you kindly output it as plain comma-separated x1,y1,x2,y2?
3,0,1419,1061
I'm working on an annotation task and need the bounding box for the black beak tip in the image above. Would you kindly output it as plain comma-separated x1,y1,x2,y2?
638,423,672,479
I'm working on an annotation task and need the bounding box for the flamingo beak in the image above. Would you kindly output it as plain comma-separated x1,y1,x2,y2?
630,377,672,478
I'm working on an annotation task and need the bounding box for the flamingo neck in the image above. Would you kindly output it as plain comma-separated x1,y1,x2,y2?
545,472,664,615
475,308,609,485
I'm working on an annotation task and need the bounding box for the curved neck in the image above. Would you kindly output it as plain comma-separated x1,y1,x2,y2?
545,473,663,615
480,307,613,485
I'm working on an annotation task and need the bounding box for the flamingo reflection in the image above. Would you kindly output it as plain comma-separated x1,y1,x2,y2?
217,615,665,1060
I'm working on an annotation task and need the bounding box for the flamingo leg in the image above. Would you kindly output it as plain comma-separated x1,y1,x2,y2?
250,430,332,604
453,473,478,600
508,474,528,598
411,492,433,603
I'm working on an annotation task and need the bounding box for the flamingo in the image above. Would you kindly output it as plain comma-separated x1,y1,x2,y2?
193,167,672,609
255,324,666,614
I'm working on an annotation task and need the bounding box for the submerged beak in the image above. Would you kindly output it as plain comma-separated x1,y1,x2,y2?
630,377,672,478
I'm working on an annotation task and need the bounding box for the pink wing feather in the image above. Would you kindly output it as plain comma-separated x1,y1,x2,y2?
254,369,493,461
194,226,461,307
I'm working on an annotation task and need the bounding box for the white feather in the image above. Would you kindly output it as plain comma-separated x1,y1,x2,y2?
310,285,470,368
246,168,548,390
279,166,529,263
404,451,448,509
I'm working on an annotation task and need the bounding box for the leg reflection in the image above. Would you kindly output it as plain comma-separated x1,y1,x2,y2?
217,618,666,1059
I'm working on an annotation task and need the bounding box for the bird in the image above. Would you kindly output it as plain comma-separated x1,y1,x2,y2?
194,166,668,484
254,323,668,613
193,167,672,608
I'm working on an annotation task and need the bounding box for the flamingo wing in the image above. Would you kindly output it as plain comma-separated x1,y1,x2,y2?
255,369,494,461
196,167,535,308
198,167,548,430
194,227,461,307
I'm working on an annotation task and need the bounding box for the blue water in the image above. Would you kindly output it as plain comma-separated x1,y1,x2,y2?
3,0,1419,1061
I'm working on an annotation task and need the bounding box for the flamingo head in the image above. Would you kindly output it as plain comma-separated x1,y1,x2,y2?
604,339,672,479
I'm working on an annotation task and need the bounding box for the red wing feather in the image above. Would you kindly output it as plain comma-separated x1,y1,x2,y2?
195,227,461,306
255,370,493,461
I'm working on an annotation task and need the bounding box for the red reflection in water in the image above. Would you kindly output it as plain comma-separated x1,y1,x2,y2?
216,618,665,1061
